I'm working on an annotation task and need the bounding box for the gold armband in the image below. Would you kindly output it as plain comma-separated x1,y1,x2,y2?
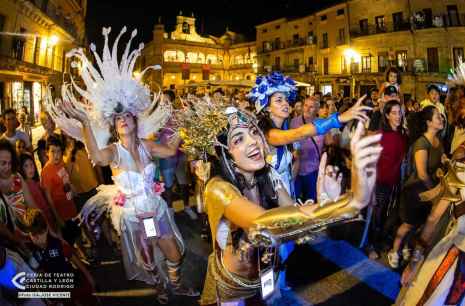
249,193,361,247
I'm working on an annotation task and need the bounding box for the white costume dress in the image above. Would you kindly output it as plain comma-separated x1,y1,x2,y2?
82,142,184,285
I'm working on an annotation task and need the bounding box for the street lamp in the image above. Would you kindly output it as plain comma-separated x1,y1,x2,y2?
344,48,361,96
48,35,59,47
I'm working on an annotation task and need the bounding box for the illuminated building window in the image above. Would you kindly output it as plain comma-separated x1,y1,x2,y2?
206,54,217,64
396,50,408,71
453,47,464,68
361,56,371,73
378,52,388,73
164,50,185,62
186,52,205,63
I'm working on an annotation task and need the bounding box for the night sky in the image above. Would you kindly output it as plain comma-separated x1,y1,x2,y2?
86,0,343,46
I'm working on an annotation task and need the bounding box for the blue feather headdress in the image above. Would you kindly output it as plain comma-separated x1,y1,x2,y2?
247,72,297,113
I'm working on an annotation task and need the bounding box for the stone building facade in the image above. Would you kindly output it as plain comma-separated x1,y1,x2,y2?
139,14,257,91
256,0,465,101
0,0,86,121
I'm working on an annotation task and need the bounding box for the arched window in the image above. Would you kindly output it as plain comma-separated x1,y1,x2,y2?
235,55,244,65
164,50,185,62
182,22,190,34
206,54,217,64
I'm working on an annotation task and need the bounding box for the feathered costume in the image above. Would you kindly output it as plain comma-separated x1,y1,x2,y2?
47,27,185,286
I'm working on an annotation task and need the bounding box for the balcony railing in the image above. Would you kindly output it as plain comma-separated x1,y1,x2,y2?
258,37,317,53
351,13,465,38
351,22,411,38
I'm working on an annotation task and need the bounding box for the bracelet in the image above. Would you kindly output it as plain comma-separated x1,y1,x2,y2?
312,112,343,135
411,249,424,263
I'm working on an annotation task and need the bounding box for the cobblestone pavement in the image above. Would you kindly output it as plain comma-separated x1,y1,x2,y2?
89,212,399,306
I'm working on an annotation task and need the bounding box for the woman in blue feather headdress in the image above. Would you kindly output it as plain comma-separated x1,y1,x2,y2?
248,71,371,289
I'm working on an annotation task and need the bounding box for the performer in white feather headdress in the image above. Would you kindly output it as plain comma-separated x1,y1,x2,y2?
47,27,198,303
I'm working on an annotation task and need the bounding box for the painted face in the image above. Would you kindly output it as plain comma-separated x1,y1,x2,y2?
114,112,136,137
228,125,266,173
388,72,397,84
22,159,36,180
47,145,62,165
303,98,319,118
386,105,402,129
0,150,12,179
269,92,290,120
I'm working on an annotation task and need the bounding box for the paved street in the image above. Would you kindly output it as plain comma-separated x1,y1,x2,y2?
88,211,400,306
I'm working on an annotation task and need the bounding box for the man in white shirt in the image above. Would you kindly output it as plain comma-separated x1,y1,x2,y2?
1,109,32,152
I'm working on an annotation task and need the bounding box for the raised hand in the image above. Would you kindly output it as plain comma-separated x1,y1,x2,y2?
338,95,372,123
350,121,382,209
317,152,343,203
60,98,90,124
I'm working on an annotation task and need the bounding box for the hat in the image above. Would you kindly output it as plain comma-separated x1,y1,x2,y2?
247,72,297,113
384,85,398,96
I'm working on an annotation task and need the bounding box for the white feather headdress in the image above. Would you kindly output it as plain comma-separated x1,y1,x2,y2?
47,27,170,148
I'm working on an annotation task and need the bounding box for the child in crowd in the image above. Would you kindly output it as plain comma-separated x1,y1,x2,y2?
21,209,98,306
40,135,77,227
380,67,402,101
15,139,27,158
18,153,55,229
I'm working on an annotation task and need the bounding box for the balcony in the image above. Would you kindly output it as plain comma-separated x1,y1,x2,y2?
351,13,465,38
282,65,299,73
25,0,79,39
0,53,57,77
350,22,411,38
258,37,316,54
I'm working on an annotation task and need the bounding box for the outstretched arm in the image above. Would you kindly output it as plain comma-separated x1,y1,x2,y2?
266,95,371,146
143,135,182,159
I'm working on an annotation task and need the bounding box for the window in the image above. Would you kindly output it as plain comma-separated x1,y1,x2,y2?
337,28,345,45
294,25,299,29
307,31,315,44
274,37,281,49
275,25,280,29
33,37,41,64
359,19,369,34
320,15,327,21
361,56,371,72
262,28,267,33
375,15,386,32
337,9,345,16
427,48,439,72
396,50,408,70
12,28,26,61
293,59,299,68
263,41,272,52
393,12,404,31
453,47,464,68
378,52,388,72
274,56,281,69
423,9,433,27
323,57,329,75
308,57,314,66
341,56,348,73
0,15,5,49
322,32,329,49
182,22,190,34
292,34,299,45
447,5,459,26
